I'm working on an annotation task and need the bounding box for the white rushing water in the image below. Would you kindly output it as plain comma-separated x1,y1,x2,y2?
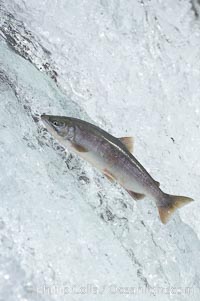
0,1,200,300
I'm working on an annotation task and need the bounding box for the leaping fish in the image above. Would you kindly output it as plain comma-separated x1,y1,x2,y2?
41,114,194,224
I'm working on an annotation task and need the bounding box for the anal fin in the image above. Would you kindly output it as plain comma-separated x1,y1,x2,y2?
126,190,145,201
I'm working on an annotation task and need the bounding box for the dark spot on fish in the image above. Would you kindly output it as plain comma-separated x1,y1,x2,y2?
170,137,175,143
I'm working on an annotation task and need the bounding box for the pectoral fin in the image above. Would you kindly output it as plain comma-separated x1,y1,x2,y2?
103,168,115,182
104,174,115,182
126,190,145,201
72,143,88,152
119,137,134,153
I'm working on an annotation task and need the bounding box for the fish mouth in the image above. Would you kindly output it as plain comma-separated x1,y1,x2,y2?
41,114,51,125
41,114,52,129
41,114,49,121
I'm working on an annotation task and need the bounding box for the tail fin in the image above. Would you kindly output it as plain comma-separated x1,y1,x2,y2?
158,194,194,224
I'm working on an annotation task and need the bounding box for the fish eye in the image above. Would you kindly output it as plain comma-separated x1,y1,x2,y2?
53,121,59,126
52,120,66,129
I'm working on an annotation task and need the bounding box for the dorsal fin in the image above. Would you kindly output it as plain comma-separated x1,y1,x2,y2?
119,137,134,153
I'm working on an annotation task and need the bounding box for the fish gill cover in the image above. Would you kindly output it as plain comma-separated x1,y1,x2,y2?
0,1,200,301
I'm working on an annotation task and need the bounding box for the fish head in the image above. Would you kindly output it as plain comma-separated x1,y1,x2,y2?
41,114,74,140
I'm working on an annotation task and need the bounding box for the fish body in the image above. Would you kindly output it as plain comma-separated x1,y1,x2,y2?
41,114,194,224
